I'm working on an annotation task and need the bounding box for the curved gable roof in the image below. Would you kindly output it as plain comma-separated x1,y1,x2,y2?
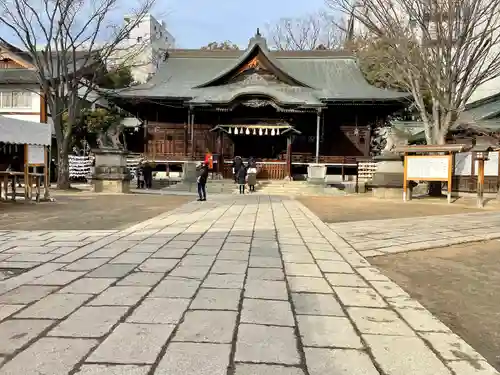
195,33,311,88
112,34,409,103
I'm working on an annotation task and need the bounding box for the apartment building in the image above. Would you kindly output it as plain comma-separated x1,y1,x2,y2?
113,14,176,83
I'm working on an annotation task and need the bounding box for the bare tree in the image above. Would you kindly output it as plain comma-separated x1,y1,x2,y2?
266,11,345,50
0,0,155,188
329,0,500,145
201,41,240,50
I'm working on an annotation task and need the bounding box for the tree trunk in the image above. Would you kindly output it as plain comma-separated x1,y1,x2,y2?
56,141,71,190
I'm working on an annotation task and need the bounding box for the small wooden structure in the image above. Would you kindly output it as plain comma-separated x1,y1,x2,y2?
0,116,51,202
395,144,468,203
469,142,496,207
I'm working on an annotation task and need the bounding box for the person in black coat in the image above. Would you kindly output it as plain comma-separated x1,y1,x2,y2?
142,162,153,189
232,156,242,183
196,162,209,201
237,165,247,194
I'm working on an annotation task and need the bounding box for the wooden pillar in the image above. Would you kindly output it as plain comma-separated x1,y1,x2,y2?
185,110,190,158
217,132,223,177
44,146,50,200
40,94,48,123
190,110,195,160
3,175,7,201
365,125,372,156
403,153,408,202
477,156,485,208
24,144,29,200
286,135,292,179
315,109,321,163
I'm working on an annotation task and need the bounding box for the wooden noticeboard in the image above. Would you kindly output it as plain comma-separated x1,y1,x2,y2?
403,154,453,203
27,145,46,166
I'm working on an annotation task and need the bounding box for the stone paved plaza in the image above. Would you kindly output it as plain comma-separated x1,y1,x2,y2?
0,195,498,375
330,212,500,257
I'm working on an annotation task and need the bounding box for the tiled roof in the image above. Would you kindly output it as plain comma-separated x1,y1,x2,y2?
0,68,38,84
112,34,409,104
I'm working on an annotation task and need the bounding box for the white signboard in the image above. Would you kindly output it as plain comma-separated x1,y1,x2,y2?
27,145,45,165
454,152,473,176
475,151,499,176
406,156,449,180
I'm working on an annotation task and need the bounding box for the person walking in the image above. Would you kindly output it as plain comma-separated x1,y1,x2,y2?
196,162,209,201
143,161,153,189
232,156,242,183
136,162,144,189
237,164,247,194
247,160,257,192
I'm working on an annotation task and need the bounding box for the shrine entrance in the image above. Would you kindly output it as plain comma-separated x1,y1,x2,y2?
211,124,300,179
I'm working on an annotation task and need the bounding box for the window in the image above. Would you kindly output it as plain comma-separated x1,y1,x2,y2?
0,91,31,109
137,36,143,42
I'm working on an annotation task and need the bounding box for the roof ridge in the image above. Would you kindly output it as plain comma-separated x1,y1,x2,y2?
167,49,355,60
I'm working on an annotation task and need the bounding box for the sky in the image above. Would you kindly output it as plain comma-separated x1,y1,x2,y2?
0,0,328,50
163,0,328,48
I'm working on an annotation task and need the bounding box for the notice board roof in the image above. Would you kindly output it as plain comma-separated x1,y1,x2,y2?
394,144,469,154
0,116,51,145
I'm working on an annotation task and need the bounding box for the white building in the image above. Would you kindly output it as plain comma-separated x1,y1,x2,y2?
0,47,47,125
113,14,176,83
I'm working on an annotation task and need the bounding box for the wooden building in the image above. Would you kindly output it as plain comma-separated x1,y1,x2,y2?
0,39,48,125
112,31,409,179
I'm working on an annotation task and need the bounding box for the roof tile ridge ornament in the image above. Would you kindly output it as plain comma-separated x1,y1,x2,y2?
248,28,268,51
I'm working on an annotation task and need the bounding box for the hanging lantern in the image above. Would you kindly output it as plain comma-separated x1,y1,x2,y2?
234,127,239,135
271,129,275,136
228,127,232,134
265,128,268,135
245,128,250,135
259,128,263,136
276,129,280,135
253,128,256,135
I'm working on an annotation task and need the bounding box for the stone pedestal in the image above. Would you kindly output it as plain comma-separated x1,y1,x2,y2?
307,164,327,185
183,161,198,183
371,152,405,199
91,148,131,193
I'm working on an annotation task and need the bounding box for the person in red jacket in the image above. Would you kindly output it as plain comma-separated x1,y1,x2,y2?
204,149,213,170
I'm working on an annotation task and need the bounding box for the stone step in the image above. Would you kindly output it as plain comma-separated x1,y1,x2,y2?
162,180,346,196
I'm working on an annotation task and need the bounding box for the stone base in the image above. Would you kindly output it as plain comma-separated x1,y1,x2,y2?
372,187,404,199
183,161,198,183
307,164,327,185
370,153,405,197
345,181,367,194
92,178,131,193
371,172,405,188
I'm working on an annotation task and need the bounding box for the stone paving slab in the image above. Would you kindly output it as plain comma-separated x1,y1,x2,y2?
329,212,500,256
0,196,498,374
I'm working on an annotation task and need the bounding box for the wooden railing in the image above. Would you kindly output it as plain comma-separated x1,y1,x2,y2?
223,162,286,180
291,153,371,165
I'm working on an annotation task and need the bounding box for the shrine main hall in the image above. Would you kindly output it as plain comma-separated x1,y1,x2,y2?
113,31,409,179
